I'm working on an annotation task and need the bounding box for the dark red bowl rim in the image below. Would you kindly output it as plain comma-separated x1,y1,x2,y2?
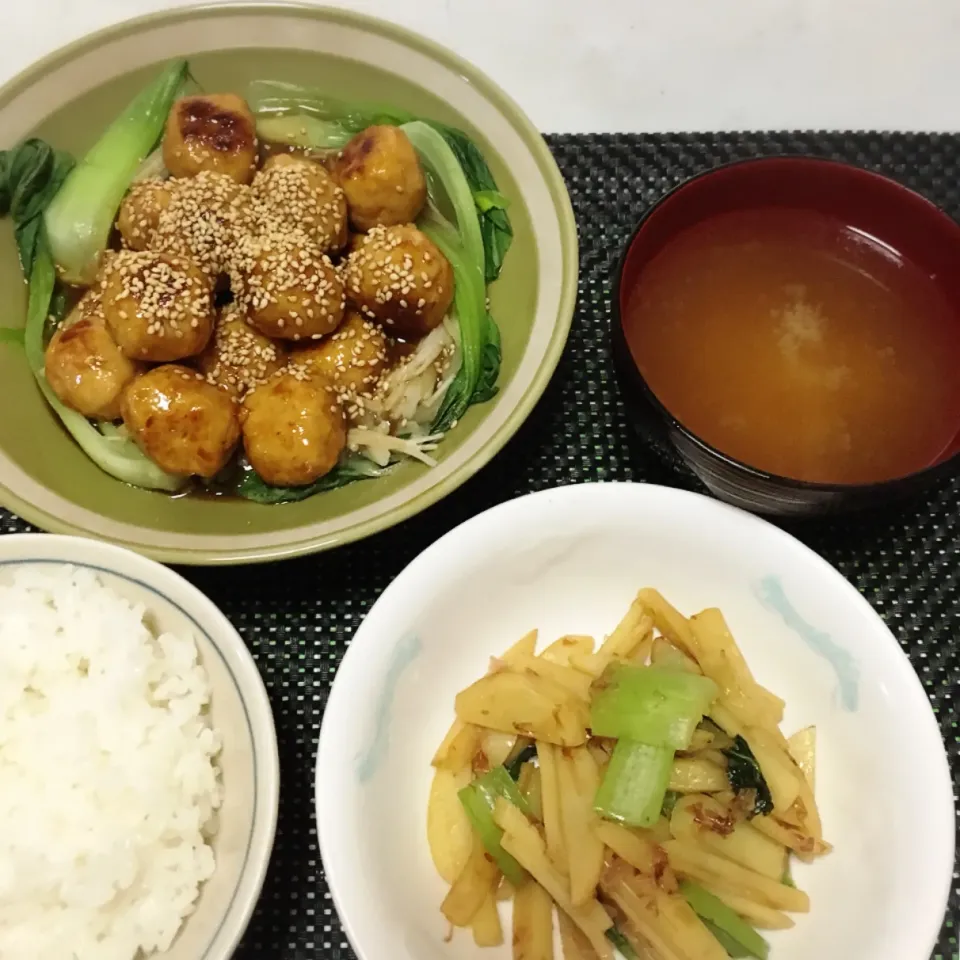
611,153,960,494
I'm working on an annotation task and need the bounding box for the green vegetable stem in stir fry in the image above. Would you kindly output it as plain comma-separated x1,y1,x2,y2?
0,62,514,503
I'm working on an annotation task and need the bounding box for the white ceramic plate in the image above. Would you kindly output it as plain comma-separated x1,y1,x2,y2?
0,534,279,959
316,482,954,960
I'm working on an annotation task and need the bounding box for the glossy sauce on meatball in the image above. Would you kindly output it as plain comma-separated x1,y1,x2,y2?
121,365,241,478
44,296,141,421
241,370,346,486
334,125,427,231
100,251,214,362
341,223,453,339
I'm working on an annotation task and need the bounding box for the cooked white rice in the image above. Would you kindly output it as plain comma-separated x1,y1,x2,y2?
0,564,222,959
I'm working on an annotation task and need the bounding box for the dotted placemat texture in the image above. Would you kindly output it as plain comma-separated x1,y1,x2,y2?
2,131,958,959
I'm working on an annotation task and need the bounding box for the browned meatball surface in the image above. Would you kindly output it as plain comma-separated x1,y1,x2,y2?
163,94,258,184
121,364,240,478
241,371,346,486
341,224,453,339
197,306,288,398
253,154,348,254
334,125,427,231
44,296,141,420
100,251,214,362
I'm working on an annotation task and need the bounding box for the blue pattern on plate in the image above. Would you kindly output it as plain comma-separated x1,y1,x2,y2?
357,633,422,783
755,575,860,711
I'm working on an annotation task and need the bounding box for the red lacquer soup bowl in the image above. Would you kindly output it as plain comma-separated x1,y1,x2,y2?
610,155,960,518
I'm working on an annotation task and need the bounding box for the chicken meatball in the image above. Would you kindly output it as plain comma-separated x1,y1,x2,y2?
121,365,240,478
44,295,141,420
253,153,348,254
341,224,453,339
163,94,258,185
241,371,346,486
100,250,215,362
291,310,390,416
197,306,288,398
152,172,253,276
116,179,174,251
236,232,345,341
333,125,427,231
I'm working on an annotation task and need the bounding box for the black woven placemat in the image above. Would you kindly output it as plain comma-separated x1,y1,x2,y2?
3,131,959,959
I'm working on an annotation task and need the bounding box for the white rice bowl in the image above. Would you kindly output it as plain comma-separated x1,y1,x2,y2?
0,564,223,960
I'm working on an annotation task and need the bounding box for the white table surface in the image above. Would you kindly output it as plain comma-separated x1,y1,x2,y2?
4,0,960,134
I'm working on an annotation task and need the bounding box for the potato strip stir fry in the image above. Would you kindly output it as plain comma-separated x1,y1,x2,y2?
428,589,830,960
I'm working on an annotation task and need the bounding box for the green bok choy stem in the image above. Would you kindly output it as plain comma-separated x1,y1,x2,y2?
590,666,718,750
681,881,770,959
44,59,187,285
458,766,531,885
593,738,674,829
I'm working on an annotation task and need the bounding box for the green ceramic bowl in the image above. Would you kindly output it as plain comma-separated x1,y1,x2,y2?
0,3,577,565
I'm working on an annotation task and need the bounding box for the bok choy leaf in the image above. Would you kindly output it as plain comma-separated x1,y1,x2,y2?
400,120,502,431
427,123,513,283
229,456,390,503
723,735,774,818
44,59,187,285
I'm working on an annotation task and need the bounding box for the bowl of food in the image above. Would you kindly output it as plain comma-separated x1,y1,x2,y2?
610,156,960,517
316,482,954,960
0,3,576,563
0,532,279,958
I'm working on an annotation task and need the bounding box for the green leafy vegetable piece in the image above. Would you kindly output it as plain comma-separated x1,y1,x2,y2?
605,926,640,959
660,790,681,818
44,59,187,284
682,881,770,959
505,742,538,780
473,189,510,213
722,735,774,818
590,665,718,750
471,313,502,404
232,456,389,504
428,123,513,283
0,138,75,276
43,286,71,347
593,738,674,829
458,766,531,885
